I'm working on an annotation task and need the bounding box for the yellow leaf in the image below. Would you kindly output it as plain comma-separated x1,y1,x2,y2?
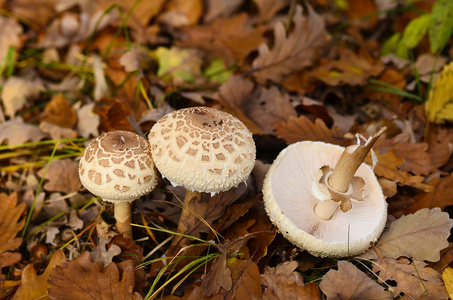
442,267,453,299
426,61,453,123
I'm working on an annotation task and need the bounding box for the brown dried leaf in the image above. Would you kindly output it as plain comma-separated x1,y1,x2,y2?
261,261,321,300
373,258,448,299
369,150,432,192
405,174,453,214
38,159,82,194
1,77,43,118
160,0,203,27
244,86,297,133
0,193,26,270
75,103,100,139
224,258,262,299
426,126,453,168
47,252,137,300
0,117,47,146
360,208,453,262
252,5,329,83
93,99,136,132
319,261,393,300
0,16,23,63
315,48,384,86
375,133,435,176
275,115,349,146
200,235,255,296
10,0,58,28
217,75,254,107
42,94,77,128
39,121,78,140
253,0,291,22
179,14,267,65
13,250,66,300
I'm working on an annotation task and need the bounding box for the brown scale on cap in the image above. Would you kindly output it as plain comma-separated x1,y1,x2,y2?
149,106,256,193
79,131,157,202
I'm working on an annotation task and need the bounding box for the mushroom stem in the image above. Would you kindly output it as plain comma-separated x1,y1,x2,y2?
173,190,203,245
114,201,133,239
328,127,386,193
314,199,339,220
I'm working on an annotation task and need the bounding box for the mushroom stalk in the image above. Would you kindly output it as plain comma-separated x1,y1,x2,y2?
114,201,133,239
173,190,203,245
314,127,386,220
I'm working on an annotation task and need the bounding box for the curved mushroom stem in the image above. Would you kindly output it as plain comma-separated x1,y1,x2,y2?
173,190,203,245
114,201,133,239
313,127,386,220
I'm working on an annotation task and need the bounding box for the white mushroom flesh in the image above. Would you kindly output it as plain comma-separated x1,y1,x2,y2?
79,131,158,202
263,141,387,257
149,107,256,193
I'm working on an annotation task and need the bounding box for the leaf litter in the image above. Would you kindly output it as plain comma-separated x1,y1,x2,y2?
0,0,453,299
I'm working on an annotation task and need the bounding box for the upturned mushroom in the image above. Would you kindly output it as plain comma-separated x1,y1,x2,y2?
263,128,387,257
79,130,158,239
148,106,256,239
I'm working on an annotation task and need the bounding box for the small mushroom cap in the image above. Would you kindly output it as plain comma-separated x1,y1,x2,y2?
79,131,158,202
263,141,387,258
149,106,256,193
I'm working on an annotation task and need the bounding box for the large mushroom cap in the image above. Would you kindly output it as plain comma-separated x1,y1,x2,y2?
79,131,158,202
149,106,256,193
263,141,387,257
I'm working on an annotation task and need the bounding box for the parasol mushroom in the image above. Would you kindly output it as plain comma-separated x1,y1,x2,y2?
263,128,387,257
148,106,256,241
78,130,158,239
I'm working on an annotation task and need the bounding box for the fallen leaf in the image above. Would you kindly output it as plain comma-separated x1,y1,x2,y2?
93,99,136,132
200,235,255,296
375,133,435,175
261,261,321,299
47,252,138,300
0,193,26,270
404,174,453,213
10,0,58,28
360,208,453,262
369,150,433,192
1,77,43,118
159,0,203,27
203,0,243,23
39,121,78,140
178,13,267,65
253,0,290,22
373,258,448,299
275,115,349,146
0,117,47,146
252,4,330,83
0,16,23,63
42,93,77,128
13,250,66,300
224,258,262,299
216,75,254,107
75,102,100,138
344,0,378,29
425,61,453,123
442,267,453,299
152,47,203,84
319,260,393,299
426,125,453,168
244,86,297,133
90,236,121,267
315,48,384,86
38,159,82,194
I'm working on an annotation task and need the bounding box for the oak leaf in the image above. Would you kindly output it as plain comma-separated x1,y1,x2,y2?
0,117,47,146
244,86,297,133
252,5,329,83
253,0,291,22
0,193,26,270
13,250,66,300
426,126,453,168
375,133,434,176
373,258,448,299
1,77,43,117
360,208,453,262
41,94,77,128
319,261,392,299
369,150,432,192
47,251,139,300
261,261,321,299
275,115,349,146
178,13,267,65
37,159,81,194
223,258,262,299
315,49,384,86
405,174,453,214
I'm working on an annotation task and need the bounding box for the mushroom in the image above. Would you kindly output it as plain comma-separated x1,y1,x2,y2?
78,130,158,239
148,106,256,240
263,128,387,257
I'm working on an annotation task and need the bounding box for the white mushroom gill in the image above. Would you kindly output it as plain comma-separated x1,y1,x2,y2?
264,141,386,244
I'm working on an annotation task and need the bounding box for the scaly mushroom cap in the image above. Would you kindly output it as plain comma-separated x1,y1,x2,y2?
149,107,256,193
263,141,387,257
79,131,158,202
